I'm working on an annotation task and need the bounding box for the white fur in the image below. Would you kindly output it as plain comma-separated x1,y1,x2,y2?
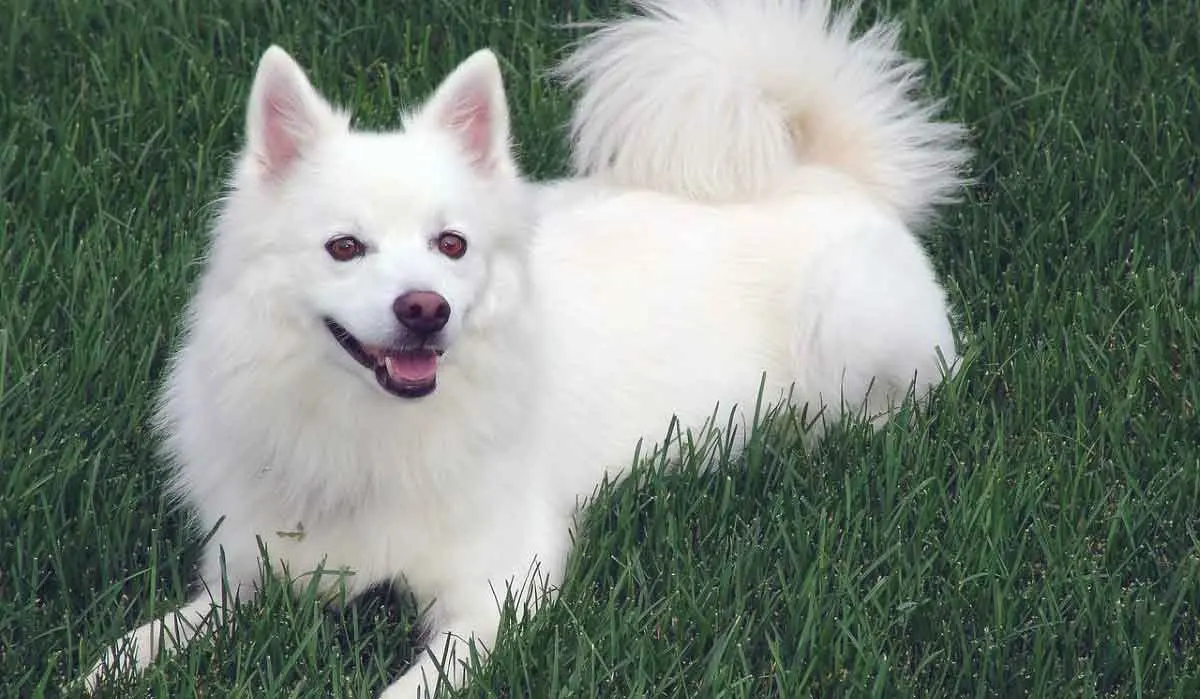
557,0,971,226
82,1,969,697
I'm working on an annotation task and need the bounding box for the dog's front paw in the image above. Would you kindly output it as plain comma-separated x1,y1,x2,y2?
377,652,461,699
78,622,161,694
377,673,434,699
78,602,216,695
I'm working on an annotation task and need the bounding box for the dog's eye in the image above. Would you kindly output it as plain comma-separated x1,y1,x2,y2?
435,230,468,260
326,235,366,262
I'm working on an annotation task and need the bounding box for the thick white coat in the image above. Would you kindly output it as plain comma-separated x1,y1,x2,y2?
84,1,970,697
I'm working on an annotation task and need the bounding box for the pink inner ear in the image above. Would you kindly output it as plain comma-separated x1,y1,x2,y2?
442,85,495,169
260,88,303,175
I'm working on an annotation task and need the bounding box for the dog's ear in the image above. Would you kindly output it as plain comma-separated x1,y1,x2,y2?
413,49,516,177
245,46,343,180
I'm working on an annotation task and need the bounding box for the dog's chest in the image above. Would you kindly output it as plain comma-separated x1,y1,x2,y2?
238,448,510,596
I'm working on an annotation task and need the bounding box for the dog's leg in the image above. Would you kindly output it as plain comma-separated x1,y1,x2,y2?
81,590,227,693
377,597,500,699
81,541,259,694
378,513,571,699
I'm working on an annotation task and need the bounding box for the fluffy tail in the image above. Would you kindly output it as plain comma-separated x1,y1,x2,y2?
556,0,971,225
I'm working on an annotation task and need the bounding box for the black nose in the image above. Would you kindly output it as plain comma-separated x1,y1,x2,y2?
393,290,451,334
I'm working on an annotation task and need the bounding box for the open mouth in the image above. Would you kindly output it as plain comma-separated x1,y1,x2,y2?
324,319,443,398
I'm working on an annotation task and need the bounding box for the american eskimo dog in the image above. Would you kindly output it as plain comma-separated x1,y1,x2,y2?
83,0,969,696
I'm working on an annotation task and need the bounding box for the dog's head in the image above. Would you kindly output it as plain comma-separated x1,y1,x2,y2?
212,47,532,400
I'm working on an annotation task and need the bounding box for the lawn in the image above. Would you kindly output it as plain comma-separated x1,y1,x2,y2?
2,0,1198,696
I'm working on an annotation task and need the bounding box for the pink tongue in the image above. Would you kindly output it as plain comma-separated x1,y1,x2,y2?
384,351,437,384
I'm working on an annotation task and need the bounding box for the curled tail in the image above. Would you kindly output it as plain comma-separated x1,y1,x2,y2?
556,0,971,225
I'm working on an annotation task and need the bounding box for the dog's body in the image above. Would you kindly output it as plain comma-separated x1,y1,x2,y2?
83,1,969,696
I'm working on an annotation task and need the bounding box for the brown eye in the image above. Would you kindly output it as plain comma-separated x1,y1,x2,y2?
436,230,468,259
325,235,365,262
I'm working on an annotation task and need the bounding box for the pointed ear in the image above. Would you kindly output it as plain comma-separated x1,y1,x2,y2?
245,46,341,180
414,49,515,176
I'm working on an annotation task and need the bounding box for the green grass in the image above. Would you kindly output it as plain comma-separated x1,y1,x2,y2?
2,0,1198,696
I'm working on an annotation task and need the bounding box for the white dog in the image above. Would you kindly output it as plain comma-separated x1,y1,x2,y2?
82,0,969,696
